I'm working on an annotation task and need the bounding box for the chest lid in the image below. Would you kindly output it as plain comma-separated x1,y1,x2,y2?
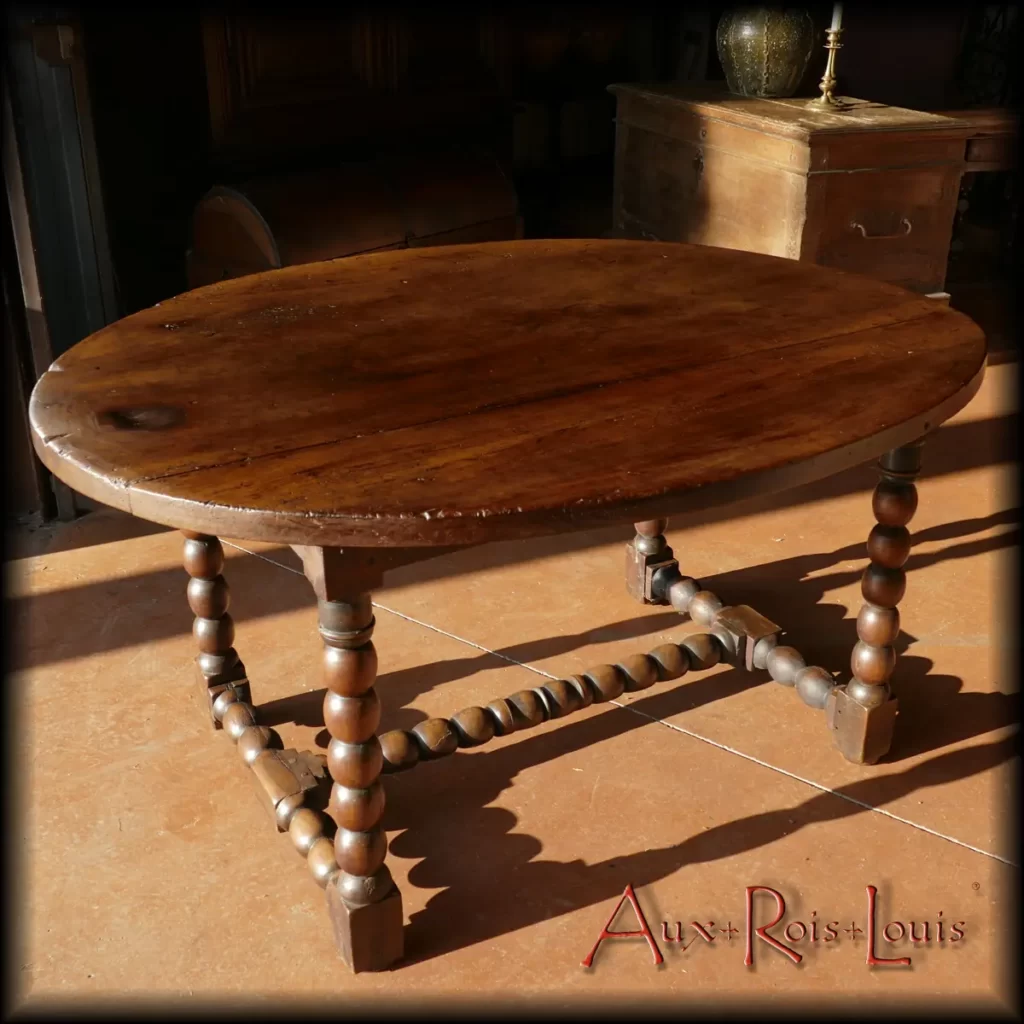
609,84,973,173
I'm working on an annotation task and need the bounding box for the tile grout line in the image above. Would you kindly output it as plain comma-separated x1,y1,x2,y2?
372,600,1021,870
224,541,1018,868
374,600,562,678
223,542,559,675
621,708,1019,867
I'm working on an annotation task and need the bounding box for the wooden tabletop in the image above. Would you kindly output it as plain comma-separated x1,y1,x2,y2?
30,239,986,548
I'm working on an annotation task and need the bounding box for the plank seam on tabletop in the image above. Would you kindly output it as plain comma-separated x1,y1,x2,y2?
223,541,1018,868
79,307,965,489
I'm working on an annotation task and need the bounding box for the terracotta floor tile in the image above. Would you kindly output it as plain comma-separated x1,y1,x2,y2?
350,365,1017,866
10,363,1017,1011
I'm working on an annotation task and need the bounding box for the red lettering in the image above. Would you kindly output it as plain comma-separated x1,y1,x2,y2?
582,884,664,968
744,886,801,966
674,921,718,952
866,885,911,967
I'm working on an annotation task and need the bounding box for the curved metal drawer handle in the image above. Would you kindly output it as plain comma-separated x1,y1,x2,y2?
850,218,912,239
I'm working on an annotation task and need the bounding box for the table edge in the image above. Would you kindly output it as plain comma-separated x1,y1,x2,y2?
32,359,987,550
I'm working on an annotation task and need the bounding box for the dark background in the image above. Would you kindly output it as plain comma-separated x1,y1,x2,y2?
77,4,993,315
3,3,1018,522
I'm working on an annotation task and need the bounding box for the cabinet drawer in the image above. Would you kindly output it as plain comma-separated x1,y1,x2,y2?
808,167,961,293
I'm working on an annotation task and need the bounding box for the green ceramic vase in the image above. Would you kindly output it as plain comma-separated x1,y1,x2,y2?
716,6,815,98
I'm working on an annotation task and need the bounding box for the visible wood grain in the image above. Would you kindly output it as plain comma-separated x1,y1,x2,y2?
808,165,963,293
610,86,973,294
30,239,985,547
609,84,969,141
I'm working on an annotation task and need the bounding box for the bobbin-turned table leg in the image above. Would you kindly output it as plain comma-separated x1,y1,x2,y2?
319,593,403,972
828,439,925,764
291,545,404,972
182,531,251,726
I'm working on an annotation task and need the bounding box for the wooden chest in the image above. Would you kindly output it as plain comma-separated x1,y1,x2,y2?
187,146,521,289
609,84,974,294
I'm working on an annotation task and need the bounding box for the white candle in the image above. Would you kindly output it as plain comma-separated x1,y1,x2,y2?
830,3,844,33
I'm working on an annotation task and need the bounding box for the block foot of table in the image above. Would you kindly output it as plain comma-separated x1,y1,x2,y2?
178,440,927,969
621,439,927,765
626,519,678,604
326,877,404,973
827,687,899,764
180,539,408,972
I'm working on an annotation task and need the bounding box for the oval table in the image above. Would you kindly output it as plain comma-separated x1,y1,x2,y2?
29,239,986,972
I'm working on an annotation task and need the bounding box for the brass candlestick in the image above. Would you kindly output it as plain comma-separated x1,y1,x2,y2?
817,26,843,105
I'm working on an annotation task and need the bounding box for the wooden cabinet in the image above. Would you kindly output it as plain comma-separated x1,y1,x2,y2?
943,108,1018,173
609,84,974,294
